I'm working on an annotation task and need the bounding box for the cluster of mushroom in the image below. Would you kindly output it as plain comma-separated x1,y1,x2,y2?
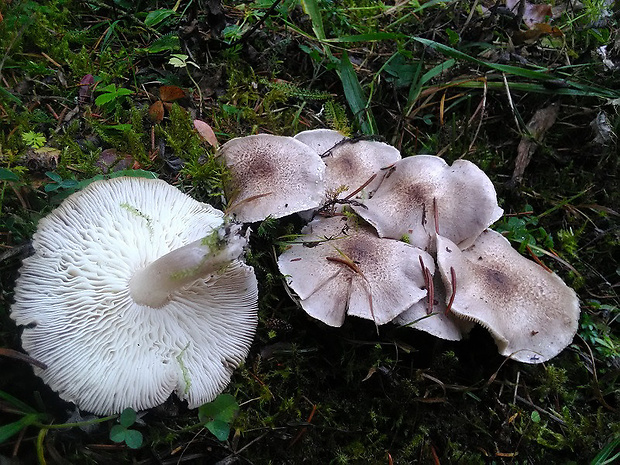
219,130,580,364
11,129,581,416
11,177,258,415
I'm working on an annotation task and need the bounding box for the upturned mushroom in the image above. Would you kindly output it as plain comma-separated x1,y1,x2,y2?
277,215,433,327
11,177,258,415
217,134,326,223
435,230,580,363
352,155,503,251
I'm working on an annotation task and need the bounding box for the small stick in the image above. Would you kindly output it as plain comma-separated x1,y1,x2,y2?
433,197,440,235
445,267,457,315
419,256,434,315
343,173,376,200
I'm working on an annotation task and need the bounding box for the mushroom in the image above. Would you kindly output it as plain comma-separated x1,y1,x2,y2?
351,155,503,250
217,134,326,223
392,270,473,341
295,129,401,203
277,215,432,327
435,230,580,363
10,177,258,415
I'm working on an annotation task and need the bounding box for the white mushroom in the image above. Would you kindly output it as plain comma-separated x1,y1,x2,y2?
435,230,580,363
295,129,401,203
10,177,258,415
277,216,432,327
218,134,326,223
352,155,503,250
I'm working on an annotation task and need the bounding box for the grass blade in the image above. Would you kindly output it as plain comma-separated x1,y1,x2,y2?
338,51,376,134
414,37,619,99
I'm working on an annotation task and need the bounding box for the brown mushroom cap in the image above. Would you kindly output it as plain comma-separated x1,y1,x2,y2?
295,129,401,199
435,230,580,363
277,216,432,327
352,155,503,250
218,134,326,222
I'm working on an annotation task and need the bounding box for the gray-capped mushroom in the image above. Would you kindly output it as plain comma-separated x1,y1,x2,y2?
218,134,326,223
352,155,503,251
295,129,401,202
392,269,473,341
277,215,432,327
435,230,580,363
11,177,258,415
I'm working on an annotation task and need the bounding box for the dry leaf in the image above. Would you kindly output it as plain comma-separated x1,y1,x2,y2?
511,103,559,185
513,23,563,44
78,74,95,105
159,85,186,102
194,119,219,148
148,100,164,123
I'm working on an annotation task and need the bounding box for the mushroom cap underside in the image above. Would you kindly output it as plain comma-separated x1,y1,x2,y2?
11,177,258,414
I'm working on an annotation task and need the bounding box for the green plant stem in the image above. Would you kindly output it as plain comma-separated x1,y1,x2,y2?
34,415,118,430
186,67,203,117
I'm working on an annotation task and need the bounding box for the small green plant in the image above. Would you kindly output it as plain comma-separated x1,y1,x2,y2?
168,54,202,108
109,408,143,449
22,131,47,149
0,390,48,443
494,205,554,255
44,171,79,192
198,393,240,441
580,300,620,363
95,84,134,108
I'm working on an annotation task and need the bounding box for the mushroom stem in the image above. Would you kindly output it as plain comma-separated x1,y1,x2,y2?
130,224,247,308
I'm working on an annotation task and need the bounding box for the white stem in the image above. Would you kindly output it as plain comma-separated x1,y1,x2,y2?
130,224,246,308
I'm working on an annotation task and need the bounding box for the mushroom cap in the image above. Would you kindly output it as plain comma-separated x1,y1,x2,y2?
352,155,503,250
435,230,580,363
392,270,473,341
218,134,326,222
294,128,347,155
277,216,432,326
11,177,258,414
295,130,401,199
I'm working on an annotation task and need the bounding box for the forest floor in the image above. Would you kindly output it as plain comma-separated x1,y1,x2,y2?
0,1,619,464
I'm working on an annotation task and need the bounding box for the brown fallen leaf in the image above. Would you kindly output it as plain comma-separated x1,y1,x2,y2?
24,146,60,172
194,119,219,148
159,85,186,102
148,100,164,123
511,102,559,185
513,23,563,45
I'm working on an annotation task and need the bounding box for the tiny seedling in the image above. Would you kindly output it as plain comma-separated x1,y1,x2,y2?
22,131,46,149
109,408,143,449
198,394,240,441
95,84,134,108
44,171,79,192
